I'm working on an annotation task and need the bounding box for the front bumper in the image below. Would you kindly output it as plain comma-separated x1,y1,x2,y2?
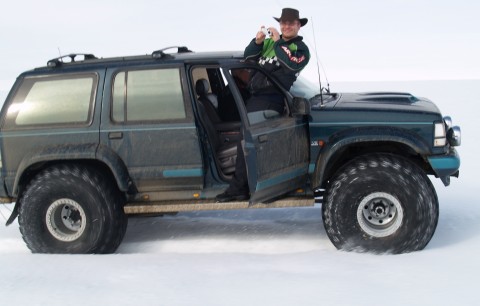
427,148,460,186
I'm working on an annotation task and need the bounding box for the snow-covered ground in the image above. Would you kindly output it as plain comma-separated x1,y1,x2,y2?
1,80,478,306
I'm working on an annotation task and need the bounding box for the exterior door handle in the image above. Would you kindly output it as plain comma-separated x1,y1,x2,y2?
258,134,268,143
109,132,123,139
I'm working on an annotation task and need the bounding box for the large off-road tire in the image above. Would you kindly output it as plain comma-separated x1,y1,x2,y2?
322,153,439,254
18,164,128,254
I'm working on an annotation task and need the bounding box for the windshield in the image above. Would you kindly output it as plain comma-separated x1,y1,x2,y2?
290,76,321,100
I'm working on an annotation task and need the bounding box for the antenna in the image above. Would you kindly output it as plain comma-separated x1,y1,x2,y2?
310,17,325,107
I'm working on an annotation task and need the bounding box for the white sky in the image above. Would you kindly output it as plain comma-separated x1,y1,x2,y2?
1,0,479,93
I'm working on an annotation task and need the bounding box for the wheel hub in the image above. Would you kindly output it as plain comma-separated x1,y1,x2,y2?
357,192,403,237
46,198,87,242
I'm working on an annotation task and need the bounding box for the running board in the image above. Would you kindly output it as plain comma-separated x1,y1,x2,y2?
124,197,314,215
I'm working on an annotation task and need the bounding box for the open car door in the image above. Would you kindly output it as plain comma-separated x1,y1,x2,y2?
224,67,310,204
244,111,310,203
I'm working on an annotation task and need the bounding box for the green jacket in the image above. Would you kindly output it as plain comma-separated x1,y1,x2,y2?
244,35,310,90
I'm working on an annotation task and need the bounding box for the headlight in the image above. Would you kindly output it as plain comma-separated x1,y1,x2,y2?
443,116,452,131
443,116,461,147
434,122,446,147
435,116,462,147
447,126,461,146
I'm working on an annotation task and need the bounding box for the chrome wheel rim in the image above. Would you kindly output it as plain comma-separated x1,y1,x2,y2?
357,192,403,238
46,199,86,242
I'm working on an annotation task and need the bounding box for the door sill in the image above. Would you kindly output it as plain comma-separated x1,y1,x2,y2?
124,196,314,215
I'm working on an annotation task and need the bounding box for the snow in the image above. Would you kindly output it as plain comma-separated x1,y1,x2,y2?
1,80,479,306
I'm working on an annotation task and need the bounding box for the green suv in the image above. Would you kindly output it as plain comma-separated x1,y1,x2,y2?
0,47,461,254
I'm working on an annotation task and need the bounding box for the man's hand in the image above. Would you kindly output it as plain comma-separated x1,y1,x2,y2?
255,26,267,45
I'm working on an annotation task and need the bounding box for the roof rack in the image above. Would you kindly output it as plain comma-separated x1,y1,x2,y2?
152,46,192,59
47,53,97,67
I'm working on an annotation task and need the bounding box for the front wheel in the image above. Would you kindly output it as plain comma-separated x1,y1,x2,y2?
322,154,439,254
18,164,128,254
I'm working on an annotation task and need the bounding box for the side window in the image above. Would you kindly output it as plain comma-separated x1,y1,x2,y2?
112,68,186,123
4,73,96,128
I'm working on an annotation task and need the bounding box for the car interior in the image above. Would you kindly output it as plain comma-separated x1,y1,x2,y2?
191,66,288,180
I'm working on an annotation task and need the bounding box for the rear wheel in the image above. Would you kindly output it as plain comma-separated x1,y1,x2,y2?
18,164,127,254
322,154,439,254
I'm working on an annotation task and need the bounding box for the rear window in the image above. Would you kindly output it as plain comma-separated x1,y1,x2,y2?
112,68,186,123
3,73,97,129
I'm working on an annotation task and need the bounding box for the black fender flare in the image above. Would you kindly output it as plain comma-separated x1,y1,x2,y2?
6,144,132,226
12,144,98,196
12,144,132,195
95,144,133,193
7,144,99,226
311,126,431,189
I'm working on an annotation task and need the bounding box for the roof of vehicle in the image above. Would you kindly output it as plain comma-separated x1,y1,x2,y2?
27,47,245,74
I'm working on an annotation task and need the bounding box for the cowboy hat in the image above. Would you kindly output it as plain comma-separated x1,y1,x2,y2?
273,8,308,27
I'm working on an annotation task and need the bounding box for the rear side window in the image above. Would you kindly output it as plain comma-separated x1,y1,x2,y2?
112,68,186,123
3,73,97,128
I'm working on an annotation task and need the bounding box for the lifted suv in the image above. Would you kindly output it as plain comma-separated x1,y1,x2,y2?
0,47,461,254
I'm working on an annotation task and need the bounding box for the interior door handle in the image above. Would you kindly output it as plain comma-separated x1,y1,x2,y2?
258,134,268,143
109,132,123,139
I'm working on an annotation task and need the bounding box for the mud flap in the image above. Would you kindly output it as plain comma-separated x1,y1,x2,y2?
5,202,19,226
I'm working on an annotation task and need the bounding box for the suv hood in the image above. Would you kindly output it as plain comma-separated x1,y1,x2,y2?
314,92,441,115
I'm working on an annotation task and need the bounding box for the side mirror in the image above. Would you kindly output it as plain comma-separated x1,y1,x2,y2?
292,97,310,116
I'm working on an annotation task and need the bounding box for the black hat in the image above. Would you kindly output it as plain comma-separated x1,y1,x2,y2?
273,8,308,27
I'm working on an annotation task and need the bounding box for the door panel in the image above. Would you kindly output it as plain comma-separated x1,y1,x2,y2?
100,66,204,192
245,117,309,203
221,65,309,203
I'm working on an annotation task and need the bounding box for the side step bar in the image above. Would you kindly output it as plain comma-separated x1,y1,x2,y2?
124,197,314,215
